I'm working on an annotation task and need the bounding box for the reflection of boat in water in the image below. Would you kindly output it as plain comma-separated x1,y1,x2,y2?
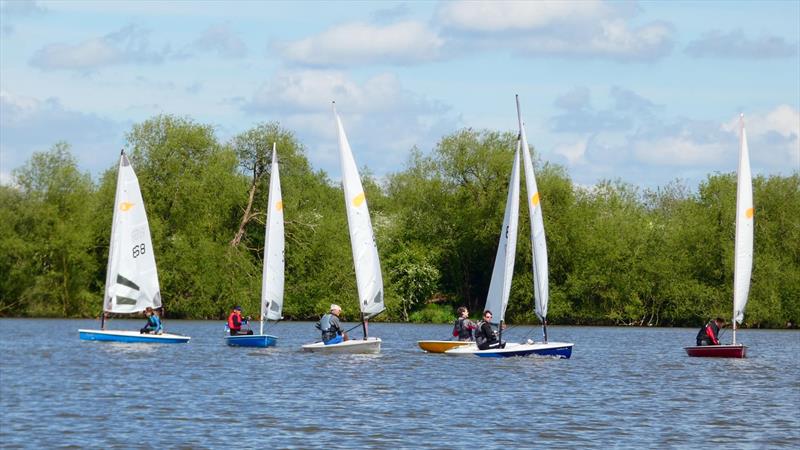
301,103,384,354
446,96,572,358
227,144,284,348
685,115,752,359
79,150,189,344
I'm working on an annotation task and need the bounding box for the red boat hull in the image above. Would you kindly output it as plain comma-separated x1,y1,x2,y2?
684,344,747,358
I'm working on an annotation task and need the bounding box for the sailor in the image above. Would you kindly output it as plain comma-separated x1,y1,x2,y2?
227,306,253,336
452,306,476,341
316,304,349,345
140,307,163,334
696,317,726,346
475,310,506,350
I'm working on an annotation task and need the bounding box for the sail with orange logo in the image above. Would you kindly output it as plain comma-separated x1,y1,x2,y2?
733,116,754,340
104,151,161,314
334,104,385,320
261,144,285,327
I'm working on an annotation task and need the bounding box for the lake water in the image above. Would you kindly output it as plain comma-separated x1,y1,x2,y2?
1,319,798,448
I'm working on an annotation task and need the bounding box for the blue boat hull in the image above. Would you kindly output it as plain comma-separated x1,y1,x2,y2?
79,329,190,344
446,341,573,359
476,344,573,359
225,334,277,348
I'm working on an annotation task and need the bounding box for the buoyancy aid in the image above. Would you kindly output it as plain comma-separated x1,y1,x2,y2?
317,314,339,342
227,311,242,331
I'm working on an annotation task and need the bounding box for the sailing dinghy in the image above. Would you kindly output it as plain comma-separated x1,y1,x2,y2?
226,144,284,348
302,103,383,354
79,151,189,344
685,115,752,358
447,96,573,358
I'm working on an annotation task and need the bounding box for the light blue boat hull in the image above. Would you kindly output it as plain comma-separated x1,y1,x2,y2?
79,329,190,344
225,334,277,348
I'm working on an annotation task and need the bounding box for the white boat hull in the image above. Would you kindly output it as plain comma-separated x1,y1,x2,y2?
302,337,381,354
79,329,190,344
445,341,573,358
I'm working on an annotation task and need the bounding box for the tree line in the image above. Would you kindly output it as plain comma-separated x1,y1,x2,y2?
1,115,797,328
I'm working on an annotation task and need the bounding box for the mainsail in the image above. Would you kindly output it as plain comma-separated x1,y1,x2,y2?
104,152,161,314
484,146,521,325
262,144,285,327
733,116,754,327
516,95,549,323
334,105,385,319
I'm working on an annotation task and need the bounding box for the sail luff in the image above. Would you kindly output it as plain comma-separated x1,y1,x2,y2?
733,115,754,327
334,105,385,319
262,143,285,322
517,96,549,322
484,145,521,325
104,153,125,312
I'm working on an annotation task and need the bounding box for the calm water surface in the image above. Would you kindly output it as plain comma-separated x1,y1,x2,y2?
1,319,798,448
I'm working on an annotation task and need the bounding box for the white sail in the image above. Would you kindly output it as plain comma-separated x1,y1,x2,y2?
484,146,521,325
104,152,161,314
334,105,385,319
517,96,549,322
733,117,754,325
262,144,285,323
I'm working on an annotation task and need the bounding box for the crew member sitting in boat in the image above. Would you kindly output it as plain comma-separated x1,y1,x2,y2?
475,310,506,350
227,306,253,336
140,307,163,334
316,304,349,345
696,317,726,346
452,306,476,341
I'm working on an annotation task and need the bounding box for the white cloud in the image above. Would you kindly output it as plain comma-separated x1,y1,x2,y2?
276,20,444,67
0,91,124,174
553,138,588,165
247,69,447,115
29,24,168,71
243,70,457,179
686,29,798,59
631,136,729,166
187,24,246,58
437,0,614,32
437,0,673,62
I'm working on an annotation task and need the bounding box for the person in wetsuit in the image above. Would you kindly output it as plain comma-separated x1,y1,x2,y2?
452,306,476,341
227,306,253,336
696,317,726,346
316,304,349,345
475,310,506,350
140,307,163,334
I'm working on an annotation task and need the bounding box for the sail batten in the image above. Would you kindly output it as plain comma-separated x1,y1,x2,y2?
517,96,550,322
334,106,385,318
484,145,521,325
733,117,753,325
104,152,161,314
262,144,285,323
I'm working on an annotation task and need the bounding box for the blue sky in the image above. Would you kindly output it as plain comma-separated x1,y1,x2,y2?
1,0,798,189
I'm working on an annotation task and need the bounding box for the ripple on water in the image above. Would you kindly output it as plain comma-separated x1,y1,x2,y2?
1,320,798,448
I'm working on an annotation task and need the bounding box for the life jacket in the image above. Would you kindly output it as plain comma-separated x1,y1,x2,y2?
453,317,474,341
474,320,488,348
696,320,720,345
317,314,339,342
227,311,242,331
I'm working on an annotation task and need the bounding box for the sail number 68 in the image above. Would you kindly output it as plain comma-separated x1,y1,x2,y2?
132,243,146,258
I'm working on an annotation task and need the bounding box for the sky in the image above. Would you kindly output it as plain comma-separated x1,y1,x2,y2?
1,0,798,190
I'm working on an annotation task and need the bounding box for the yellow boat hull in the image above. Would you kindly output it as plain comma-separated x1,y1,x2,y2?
417,340,474,353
